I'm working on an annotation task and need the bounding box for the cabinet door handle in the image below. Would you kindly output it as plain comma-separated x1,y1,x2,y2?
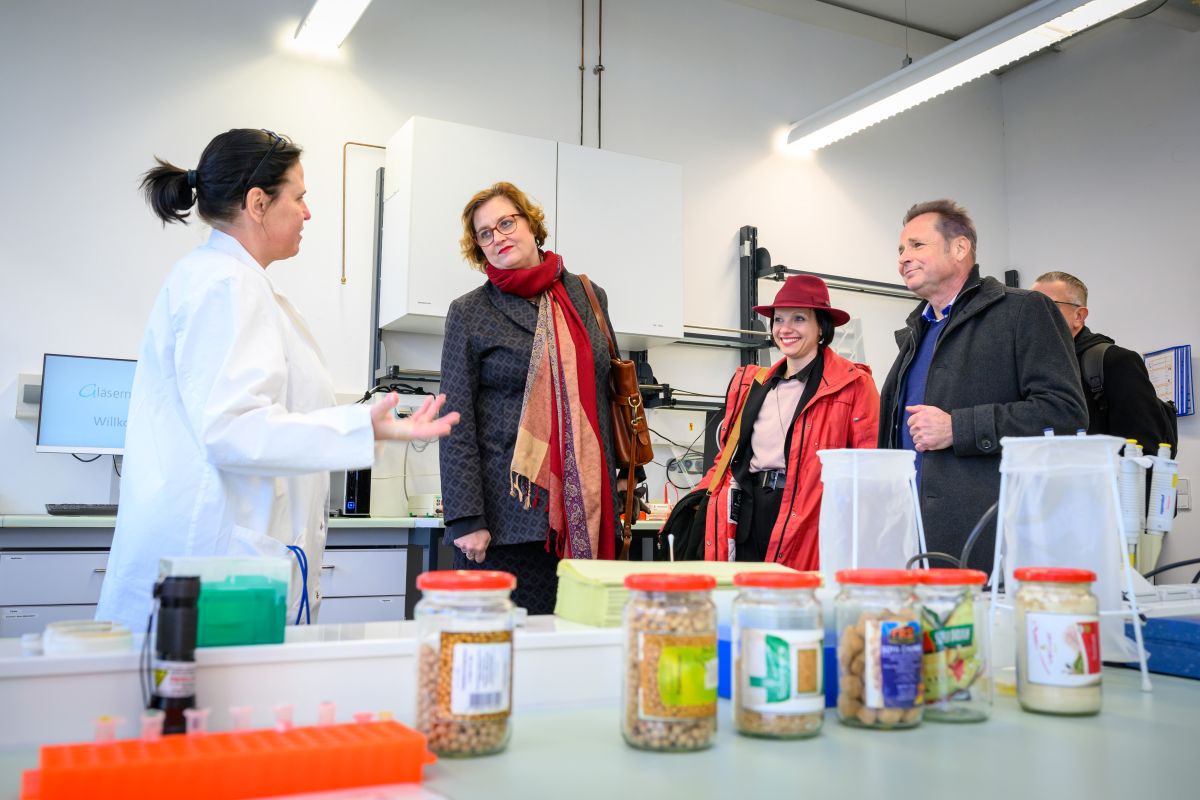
93,568,106,573
321,565,335,570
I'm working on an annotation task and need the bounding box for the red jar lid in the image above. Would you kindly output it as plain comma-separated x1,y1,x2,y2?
1013,567,1096,583
835,569,916,586
416,570,517,591
916,568,988,586
734,571,821,589
624,573,717,592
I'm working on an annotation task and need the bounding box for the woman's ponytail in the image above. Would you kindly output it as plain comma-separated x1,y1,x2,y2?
140,157,196,225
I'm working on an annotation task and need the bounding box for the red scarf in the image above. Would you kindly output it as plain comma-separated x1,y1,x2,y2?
486,252,616,559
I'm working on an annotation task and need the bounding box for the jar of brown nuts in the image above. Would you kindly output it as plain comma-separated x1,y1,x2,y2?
622,573,718,752
732,571,825,739
834,569,923,729
414,570,516,757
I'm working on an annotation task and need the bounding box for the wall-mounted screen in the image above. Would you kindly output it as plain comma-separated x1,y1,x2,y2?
35,353,137,455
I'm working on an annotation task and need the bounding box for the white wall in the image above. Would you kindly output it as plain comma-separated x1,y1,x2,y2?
1000,18,1200,583
0,0,1008,512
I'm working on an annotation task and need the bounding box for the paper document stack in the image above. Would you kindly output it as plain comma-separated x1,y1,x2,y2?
554,559,802,627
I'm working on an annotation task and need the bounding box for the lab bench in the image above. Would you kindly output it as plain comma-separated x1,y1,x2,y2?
0,517,665,636
0,515,447,636
0,615,1194,800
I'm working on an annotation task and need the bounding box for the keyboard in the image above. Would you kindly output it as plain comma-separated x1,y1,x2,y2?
45,503,119,516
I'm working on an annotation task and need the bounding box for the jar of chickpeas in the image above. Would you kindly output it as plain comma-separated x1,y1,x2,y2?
834,569,923,729
1014,567,1101,716
622,574,718,752
914,568,991,722
414,570,516,757
732,571,825,739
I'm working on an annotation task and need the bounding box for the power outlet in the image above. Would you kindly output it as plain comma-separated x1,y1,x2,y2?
15,373,40,420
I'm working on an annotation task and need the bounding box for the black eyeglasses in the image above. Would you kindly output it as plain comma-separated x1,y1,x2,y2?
1052,300,1083,309
474,213,524,246
241,129,284,206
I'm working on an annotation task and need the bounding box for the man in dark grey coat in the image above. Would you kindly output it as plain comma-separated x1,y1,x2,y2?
878,200,1087,572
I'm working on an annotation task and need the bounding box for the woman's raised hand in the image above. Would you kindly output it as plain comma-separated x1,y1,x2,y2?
371,393,460,441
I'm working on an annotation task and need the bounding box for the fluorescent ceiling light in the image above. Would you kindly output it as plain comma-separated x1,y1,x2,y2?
293,0,373,51
787,0,1145,152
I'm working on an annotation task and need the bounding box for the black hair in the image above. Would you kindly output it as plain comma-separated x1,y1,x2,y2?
140,129,302,226
815,309,836,347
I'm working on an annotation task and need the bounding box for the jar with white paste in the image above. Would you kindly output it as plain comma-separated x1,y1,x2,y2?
1014,567,1101,716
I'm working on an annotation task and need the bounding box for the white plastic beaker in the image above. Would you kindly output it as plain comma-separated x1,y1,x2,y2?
816,449,925,575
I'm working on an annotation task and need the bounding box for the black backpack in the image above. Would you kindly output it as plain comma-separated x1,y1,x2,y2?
652,489,709,561
1080,342,1178,453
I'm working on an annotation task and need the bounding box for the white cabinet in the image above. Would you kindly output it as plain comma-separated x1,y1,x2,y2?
379,117,683,348
380,117,557,335
555,143,683,349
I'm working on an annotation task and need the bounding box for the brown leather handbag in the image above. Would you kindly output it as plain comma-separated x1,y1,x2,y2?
580,275,654,559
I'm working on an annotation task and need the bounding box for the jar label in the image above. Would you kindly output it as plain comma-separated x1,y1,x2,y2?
1025,612,1101,687
864,620,922,709
637,632,717,719
439,631,513,718
921,598,982,703
152,659,195,699
738,628,824,714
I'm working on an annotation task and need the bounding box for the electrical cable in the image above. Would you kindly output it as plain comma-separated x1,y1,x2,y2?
579,0,585,146
663,389,725,398
113,455,121,478
286,545,311,625
72,453,102,463
140,601,156,708
1124,0,1169,20
596,0,604,148
649,426,701,455
1140,557,1200,583
906,552,962,569
958,501,999,570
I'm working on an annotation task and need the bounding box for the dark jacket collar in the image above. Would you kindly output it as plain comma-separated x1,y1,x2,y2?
485,268,588,336
899,265,1002,341
1074,325,1114,356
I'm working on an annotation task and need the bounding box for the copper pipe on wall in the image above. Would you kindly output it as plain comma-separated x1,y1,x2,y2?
341,141,386,285
579,0,586,145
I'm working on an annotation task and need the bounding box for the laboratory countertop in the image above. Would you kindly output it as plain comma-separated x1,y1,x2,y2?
0,515,446,529
0,615,615,677
0,668,1195,800
0,515,666,531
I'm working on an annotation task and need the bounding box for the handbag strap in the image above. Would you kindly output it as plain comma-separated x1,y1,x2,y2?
706,367,770,496
578,275,620,361
578,272,643,561
577,274,637,559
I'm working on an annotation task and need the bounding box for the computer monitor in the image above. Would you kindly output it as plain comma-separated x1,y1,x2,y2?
35,353,137,455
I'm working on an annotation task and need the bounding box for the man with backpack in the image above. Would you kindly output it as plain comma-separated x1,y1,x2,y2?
1031,271,1177,457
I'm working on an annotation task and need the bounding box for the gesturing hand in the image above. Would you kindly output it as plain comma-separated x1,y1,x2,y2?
371,393,460,442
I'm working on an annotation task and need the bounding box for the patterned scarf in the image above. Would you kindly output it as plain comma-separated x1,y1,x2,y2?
486,252,615,560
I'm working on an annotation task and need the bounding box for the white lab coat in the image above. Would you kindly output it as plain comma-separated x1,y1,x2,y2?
95,230,375,631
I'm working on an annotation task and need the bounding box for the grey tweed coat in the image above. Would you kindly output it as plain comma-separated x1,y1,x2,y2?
438,270,624,548
878,266,1088,572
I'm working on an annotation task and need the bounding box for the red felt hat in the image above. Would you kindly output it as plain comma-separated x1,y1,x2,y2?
752,274,851,327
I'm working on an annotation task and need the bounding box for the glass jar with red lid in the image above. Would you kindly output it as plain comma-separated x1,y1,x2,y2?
622,573,718,751
914,568,991,722
414,570,517,756
732,571,824,739
1014,567,1101,716
834,569,922,729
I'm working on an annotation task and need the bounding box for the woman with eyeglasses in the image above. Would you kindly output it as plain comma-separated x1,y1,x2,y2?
95,129,459,631
438,182,627,614
700,275,880,570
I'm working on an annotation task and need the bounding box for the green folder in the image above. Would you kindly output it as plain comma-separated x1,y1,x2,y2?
553,559,803,627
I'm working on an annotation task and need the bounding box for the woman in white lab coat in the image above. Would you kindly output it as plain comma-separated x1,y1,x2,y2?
95,129,458,631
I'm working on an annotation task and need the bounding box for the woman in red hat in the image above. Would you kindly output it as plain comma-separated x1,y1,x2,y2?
699,275,879,569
